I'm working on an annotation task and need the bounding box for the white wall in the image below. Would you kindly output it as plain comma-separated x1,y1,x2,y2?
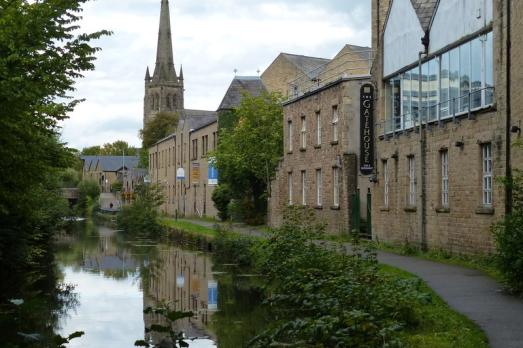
383,0,425,76
430,0,492,53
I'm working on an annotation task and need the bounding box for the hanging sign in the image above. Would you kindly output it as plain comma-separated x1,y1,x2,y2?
360,84,375,175
208,280,218,311
176,273,185,288
191,162,200,182
176,168,185,180
208,158,218,186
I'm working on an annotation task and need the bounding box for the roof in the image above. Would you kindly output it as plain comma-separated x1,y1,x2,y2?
217,76,266,111
410,0,439,32
341,44,372,60
81,156,140,172
183,109,217,132
281,53,331,79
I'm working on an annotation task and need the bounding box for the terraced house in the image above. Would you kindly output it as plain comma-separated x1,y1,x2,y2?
371,0,522,253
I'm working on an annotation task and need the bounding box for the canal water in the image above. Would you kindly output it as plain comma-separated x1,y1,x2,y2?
53,222,266,348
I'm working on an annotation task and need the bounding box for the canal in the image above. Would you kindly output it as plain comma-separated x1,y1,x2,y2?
52,221,266,347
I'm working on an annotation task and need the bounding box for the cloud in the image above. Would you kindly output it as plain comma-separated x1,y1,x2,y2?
60,0,371,150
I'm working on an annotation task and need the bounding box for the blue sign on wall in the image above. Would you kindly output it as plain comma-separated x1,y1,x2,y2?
208,159,218,185
208,281,218,310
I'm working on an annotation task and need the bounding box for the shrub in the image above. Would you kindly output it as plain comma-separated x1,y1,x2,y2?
493,170,523,293
211,184,232,221
76,180,100,216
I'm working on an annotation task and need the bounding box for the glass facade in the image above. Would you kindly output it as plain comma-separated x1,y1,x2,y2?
385,32,493,133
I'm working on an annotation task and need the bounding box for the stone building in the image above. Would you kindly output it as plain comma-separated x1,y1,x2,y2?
370,0,521,254
81,155,140,193
268,45,373,234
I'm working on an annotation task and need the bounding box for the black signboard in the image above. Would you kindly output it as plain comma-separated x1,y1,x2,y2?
360,84,374,175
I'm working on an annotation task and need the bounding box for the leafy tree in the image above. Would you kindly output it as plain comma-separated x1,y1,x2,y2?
81,140,139,156
77,180,101,216
0,0,109,299
213,92,283,224
140,112,179,149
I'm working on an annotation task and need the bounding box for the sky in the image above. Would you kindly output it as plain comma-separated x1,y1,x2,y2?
60,0,371,150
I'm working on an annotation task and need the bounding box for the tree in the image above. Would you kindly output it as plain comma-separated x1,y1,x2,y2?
213,92,283,224
0,0,109,299
140,112,180,149
81,140,139,156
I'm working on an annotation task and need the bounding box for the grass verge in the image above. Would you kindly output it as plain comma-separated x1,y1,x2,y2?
381,264,489,348
159,218,218,237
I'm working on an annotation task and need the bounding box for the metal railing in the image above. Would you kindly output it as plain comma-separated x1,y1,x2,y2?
382,86,495,135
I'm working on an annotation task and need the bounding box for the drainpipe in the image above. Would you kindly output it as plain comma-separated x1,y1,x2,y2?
419,48,428,252
506,0,513,214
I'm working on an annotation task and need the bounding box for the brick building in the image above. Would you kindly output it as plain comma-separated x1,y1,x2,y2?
268,45,374,234
370,0,521,254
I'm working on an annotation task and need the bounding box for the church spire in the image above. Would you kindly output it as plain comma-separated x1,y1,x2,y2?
179,64,184,81
153,0,177,82
145,66,151,81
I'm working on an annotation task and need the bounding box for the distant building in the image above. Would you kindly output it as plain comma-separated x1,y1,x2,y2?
268,44,373,235
370,0,522,253
81,155,140,193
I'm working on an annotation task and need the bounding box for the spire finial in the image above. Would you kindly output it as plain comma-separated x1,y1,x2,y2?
153,0,177,82
179,64,184,81
145,66,151,81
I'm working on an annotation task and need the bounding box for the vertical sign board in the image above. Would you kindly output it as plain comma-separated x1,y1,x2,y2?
208,158,218,186
191,162,200,182
208,280,218,311
360,84,375,175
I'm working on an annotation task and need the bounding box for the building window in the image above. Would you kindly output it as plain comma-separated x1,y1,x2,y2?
212,132,217,150
441,150,449,207
288,121,293,152
316,111,322,145
316,169,322,207
408,156,416,206
192,139,198,160
385,32,494,133
383,160,389,207
300,116,307,149
301,170,306,205
332,106,339,142
333,167,340,207
202,135,209,157
482,143,493,206
288,172,293,205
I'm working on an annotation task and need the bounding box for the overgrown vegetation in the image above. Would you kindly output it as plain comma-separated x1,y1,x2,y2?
213,206,488,347
212,92,283,224
493,154,523,293
139,112,179,167
76,180,101,217
118,184,165,237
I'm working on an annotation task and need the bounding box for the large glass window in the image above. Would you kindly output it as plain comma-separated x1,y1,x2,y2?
385,32,494,133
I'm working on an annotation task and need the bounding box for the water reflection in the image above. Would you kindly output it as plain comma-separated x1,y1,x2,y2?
54,223,264,348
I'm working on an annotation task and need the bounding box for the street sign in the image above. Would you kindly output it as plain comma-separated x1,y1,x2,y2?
176,168,185,180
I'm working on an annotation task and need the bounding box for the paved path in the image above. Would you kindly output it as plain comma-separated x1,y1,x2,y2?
180,218,523,348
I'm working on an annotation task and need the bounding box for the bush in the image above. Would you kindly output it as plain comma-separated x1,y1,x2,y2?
247,206,429,347
211,184,232,221
494,170,523,293
77,180,100,216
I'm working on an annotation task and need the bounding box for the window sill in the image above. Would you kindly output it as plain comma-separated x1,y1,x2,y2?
330,205,340,210
299,147,306,152
380,207,390,212
330,140,339,146
404,206,417,213
475,206,495,215
435,206,450,213
314,144,322,149
287,150,293,155
314,205,323,210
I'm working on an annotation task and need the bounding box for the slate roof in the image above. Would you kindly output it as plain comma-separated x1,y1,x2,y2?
183,109,217,132
81,156,140,172
217,76,266,111
282,53,331,79
410,0,439,32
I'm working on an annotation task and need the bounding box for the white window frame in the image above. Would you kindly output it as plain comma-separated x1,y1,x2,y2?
408,156,416,206
441,150,449,207
332,106,339,142
482,143,493,206
316,111,322,145
383,160,389,207
288,121,293,152
316,169,322,207
333,167,340,207
301,170,306,205
300,116,307,149
288,172,293,205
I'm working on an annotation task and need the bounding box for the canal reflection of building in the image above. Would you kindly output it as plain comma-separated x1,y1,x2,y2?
81,226,138,277
144,247,217,343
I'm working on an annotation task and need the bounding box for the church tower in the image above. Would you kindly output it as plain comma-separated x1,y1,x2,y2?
143,0,184,127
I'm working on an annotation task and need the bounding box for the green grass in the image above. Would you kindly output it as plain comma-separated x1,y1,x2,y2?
159,218,218,237
381,264,490,348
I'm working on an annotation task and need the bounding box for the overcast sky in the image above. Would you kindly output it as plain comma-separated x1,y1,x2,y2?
60,0,371,150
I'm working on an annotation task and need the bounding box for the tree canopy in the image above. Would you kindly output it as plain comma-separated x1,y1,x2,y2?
213,92,283,223
0,0,109,299
140,112,180,149
81,140,139,156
